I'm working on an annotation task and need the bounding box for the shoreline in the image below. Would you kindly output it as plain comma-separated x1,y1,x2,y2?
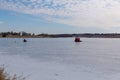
1,36,120,38
1,32,120,38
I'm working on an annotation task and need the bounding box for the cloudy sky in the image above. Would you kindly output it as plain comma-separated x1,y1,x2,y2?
0,0,120,34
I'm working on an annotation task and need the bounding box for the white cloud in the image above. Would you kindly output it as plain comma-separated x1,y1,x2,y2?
1,0,120,29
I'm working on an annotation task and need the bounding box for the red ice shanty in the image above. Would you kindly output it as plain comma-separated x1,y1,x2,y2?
74,37,82,42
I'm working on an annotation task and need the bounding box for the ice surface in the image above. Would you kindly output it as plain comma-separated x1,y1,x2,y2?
0,38,120,80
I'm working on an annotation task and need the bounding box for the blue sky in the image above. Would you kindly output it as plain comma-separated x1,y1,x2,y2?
0,0,120,34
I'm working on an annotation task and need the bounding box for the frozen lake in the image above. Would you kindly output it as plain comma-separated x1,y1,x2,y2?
0,38,120,80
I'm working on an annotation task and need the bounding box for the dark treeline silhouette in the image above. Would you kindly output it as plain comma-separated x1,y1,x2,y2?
37,33,120,38
0,31,35,37
0,32,19,37
76,33,120,38
1,31,120,38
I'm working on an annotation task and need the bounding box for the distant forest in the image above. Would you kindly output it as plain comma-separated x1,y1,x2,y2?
0,31,120,38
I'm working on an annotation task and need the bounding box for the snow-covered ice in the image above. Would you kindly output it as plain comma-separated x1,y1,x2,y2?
0,38,120,80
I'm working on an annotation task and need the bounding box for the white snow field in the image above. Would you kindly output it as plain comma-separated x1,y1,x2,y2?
0,38,120,80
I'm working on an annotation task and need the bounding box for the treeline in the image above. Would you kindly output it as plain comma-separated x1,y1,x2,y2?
0,31,73,38
72,33,120,38
0,31,35,37
1,31,120,38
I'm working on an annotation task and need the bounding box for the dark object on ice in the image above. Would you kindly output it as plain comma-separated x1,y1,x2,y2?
74,37,82,42
23,39,27,42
